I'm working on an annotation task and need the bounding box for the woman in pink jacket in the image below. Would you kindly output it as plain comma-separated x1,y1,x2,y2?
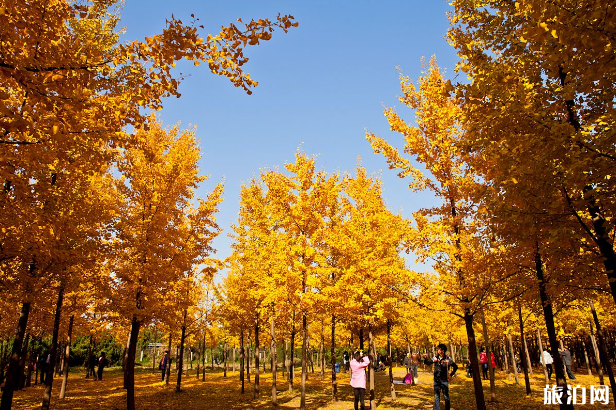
350,350,371,410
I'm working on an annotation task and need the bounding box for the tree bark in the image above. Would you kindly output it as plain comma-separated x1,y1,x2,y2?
589,300,616,405
289,327,295,392
590,332,604,384
176,309,187,392
125,315,141,410
320,331,325,381
480,308,496,401
166,333,172,384
223,340,228,378
240,329,245,394
201,333,206,382
42,286,64,410
387,320,396,401
535,244,573,410
523,336,533,376
517,303,531,395
368,328,376,410
582,340,592,376
271,304,277,405
583,188,616,307
0,301,31,410
254,313,260,399
464,310,486,410
330,315,337,401
507,332,519,385
300,311,307,410
59,314,74,399
537,328,549,383
502,340,510,380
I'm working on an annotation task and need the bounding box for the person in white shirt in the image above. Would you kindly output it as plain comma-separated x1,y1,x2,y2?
542,348,554,380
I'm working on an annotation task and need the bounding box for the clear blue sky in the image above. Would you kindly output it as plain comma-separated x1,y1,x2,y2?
118,1,460,271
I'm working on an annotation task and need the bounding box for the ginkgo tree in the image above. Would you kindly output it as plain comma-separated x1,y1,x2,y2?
334,164,411,409
447,0,616,308
110,116,222,410
367,57,500,410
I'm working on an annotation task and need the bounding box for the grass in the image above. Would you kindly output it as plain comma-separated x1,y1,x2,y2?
7,364,611,409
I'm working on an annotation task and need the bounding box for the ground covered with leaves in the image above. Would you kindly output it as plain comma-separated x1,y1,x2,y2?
10,364,610,409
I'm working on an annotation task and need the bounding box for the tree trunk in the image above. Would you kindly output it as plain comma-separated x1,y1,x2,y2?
300,311,307,410
247,337,251,383
502,340,510,380
1,301,31,410
582,340,592,376
480,308,496,401
507,332,519,385
201,333,205,382
59,315,74,399
463,310,486,410
517,303,531,395
86,335,94,379
590,332,604,384
176,310,187,392
282,339,287,377
271,304,277,405
535,244,573,410
17,333,30,391
330,315,337,401
537,328,549,383
240,329,245,394
368,328,376,410
42,286,65,410
523,336,533,376
223,340,227,378
254,313,260,399
359,328,364,351
125,315,141,410
589,300,616,405
166,333,172,384
320,332,325,381
289,328,295,392
387,320,396,401
583,188,616,307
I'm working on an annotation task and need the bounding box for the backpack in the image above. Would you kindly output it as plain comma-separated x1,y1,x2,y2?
404,372,413,385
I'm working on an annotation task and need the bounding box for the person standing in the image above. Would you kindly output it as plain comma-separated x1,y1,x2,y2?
350,350,370,410
404,353,411,375
97,352,108,381
490,351,496,373
479,348,488,380
411,351,420,380
424,344,458,410
542,347,554,380
160,350,170,381
559,346,576,380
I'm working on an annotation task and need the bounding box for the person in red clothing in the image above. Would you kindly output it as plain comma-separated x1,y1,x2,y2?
490,351,496,372
349,350,371,410
479,347,488,379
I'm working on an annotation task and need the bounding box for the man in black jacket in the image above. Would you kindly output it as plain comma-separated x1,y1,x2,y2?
424,344,458,410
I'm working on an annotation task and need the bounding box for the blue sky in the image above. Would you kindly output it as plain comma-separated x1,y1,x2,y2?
118,1,460,271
